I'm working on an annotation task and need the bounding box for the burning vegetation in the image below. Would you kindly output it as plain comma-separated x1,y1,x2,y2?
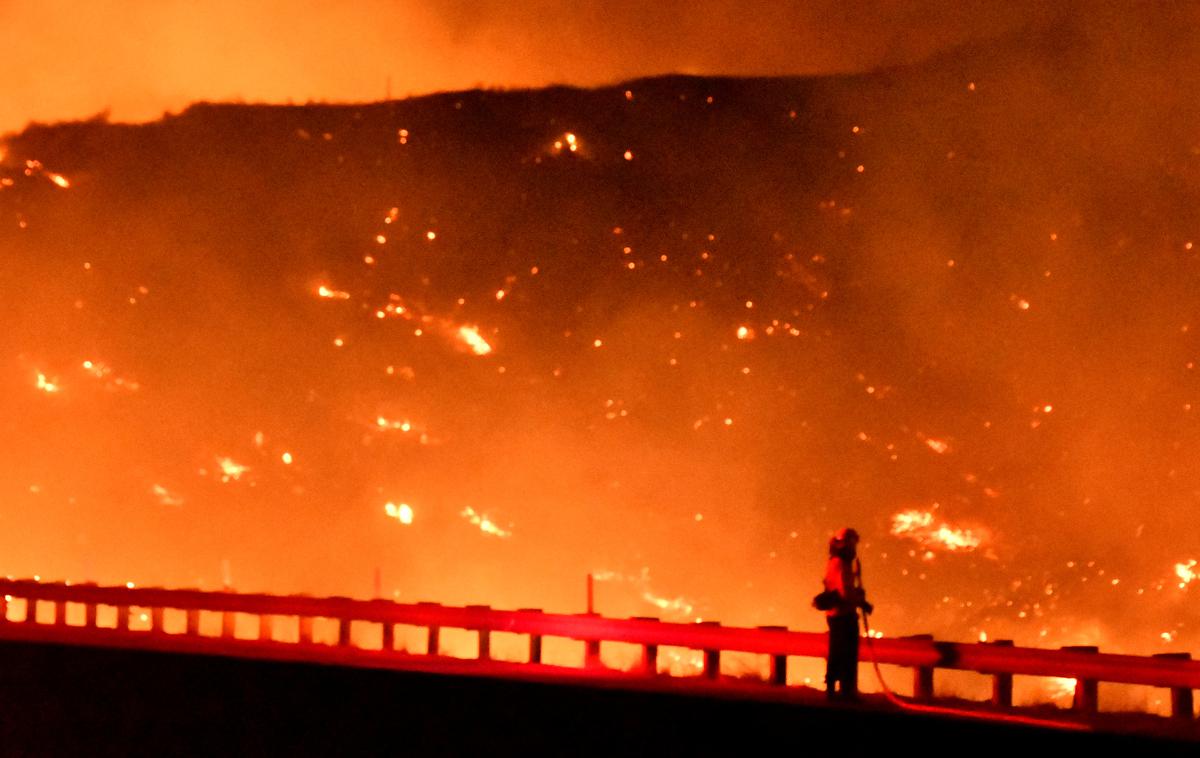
3,19,1200,714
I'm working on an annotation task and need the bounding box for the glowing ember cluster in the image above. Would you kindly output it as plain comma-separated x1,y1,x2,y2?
34,372,60,394
1176,560,1196,589
215,457,249,483
384,502,414,525
460,507,511,539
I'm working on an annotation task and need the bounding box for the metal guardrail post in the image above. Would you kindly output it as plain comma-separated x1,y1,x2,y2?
25,598,40,625
186,609,200,636
1063,645,1099,716
914,666,934,702
329,597,353,647
259,614,274,642
478,629,491,660
904,634,935,702
519,610,543,663
381,622,394,652
699,621,721,680
991,640,1014,707
585,576,601,668
221,589,237,639
632,617,659,674
584,623,601,667
141,588,163,633
758,626,788,685
418,602,441,655
467,606,491,660
54,599,67,627
80,583,97,628
116,604,130,632
1154,653,1195,719
298,617,314,644
0,594,7,623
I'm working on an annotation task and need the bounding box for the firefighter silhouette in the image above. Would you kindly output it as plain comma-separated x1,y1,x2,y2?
823,527,873,700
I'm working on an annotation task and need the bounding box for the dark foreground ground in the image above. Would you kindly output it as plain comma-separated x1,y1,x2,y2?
0,640,1194,756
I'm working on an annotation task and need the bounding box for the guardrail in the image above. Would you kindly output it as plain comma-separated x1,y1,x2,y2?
0,578,1195,720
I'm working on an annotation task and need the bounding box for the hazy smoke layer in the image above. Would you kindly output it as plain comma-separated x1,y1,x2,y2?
4,0,1083,135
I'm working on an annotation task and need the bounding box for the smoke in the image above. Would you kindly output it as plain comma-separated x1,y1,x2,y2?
5,0,1070,135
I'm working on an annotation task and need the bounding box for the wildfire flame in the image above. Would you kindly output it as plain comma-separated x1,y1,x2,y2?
378,300,408,319
641,591,696,619
460,506,511,538
891,508,984,554
384,502,414,525
594,569,699,621
81,360,139,392
1176,559,1196,588
376,416,412,433
456,325,493,356
553,132,580,153
1045,676,1077,704
317,284,351,300
215,457,249,483
923,437,950,455
151,484,184,507
35,372,60,394
18,159,70,188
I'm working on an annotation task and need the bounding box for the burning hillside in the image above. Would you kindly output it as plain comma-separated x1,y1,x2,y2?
2,27,1199,706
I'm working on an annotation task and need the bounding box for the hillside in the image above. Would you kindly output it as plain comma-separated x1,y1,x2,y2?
3,34,1199,707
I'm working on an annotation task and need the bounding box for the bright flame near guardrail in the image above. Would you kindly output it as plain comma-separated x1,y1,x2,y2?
1044,677,1077,706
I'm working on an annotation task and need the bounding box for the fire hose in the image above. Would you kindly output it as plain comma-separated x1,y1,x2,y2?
854,574,1089,731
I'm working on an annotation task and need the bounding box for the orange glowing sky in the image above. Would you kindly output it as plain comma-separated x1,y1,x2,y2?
3,0,1068,136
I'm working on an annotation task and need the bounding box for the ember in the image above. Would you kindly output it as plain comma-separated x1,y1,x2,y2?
456,326,493,356
34,372,60,394
460,507,511,539
384,502,414,525
215,458,249,484
1176,560,1196,589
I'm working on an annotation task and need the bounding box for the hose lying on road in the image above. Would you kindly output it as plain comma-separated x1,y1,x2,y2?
857,611,1089,732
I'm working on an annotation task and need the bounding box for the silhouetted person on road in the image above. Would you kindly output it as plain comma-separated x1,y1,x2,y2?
822,527,872,701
